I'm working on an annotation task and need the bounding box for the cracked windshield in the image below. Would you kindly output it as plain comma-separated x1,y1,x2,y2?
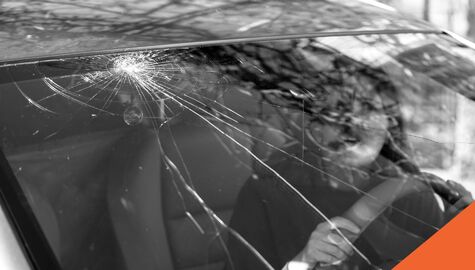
1,33,475,270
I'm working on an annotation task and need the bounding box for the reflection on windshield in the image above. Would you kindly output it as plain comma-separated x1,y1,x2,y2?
1,33,475,270
0,0,434,61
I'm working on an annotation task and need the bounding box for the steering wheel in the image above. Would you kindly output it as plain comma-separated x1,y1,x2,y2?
339,158,463,263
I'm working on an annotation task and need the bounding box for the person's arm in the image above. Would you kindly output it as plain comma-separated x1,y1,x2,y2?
226,180,280,270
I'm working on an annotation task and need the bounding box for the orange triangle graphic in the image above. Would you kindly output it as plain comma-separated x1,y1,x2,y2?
394,202,475,270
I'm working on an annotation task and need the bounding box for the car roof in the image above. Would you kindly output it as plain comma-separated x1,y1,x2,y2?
0,0,438,63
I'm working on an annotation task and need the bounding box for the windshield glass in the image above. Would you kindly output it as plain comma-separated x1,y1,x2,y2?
1,33,475,270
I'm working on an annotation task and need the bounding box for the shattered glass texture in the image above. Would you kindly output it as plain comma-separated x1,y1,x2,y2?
0,0,435,61
1,33,475,270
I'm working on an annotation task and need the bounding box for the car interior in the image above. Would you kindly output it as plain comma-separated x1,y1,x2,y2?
4,82,271,270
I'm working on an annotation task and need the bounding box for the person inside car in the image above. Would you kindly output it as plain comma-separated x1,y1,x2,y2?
225,65,473,270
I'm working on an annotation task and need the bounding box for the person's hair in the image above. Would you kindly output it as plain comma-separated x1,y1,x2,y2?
211,41,419,172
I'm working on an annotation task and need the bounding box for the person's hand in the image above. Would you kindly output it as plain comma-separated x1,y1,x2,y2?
420,172,473,212
294,217,360,267
446,180,473,212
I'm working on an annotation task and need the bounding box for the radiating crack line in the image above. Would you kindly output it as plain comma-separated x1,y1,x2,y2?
143,83,376,267
161,82,441,232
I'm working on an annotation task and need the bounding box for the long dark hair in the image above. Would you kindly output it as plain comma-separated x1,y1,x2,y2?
208,41,419,170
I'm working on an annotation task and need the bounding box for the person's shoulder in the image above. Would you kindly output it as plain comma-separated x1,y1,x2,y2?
242,175,279,193
238,171,296,204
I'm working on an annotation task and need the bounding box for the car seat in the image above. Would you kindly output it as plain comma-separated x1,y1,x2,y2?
107,113,253,270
